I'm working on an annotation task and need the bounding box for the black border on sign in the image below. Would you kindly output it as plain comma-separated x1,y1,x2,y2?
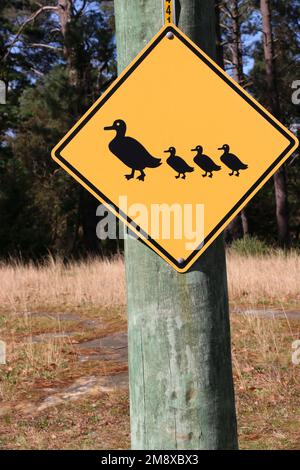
54,25,297,271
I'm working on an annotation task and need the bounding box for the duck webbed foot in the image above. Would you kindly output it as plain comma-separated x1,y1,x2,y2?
202,172,207,178
209,172,213,178
229,171,234,176
137,170,145,181
125,169,135,180
235,171,240,177
181,174,186,179
175,173,181,179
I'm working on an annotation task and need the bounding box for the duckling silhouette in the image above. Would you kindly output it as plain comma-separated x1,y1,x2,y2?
165,147,194,179
192,145,221,178
104,119,162,181
218,144,248,177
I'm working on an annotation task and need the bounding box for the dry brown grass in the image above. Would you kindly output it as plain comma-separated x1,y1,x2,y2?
227,250,300,308
0,255,125,314
0,252,299,449
231,313,300,449
0,250,299,313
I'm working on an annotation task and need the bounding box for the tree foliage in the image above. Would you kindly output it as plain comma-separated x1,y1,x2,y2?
0,1,299,260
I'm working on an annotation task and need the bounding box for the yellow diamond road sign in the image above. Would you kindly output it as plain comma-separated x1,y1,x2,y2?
52,24,299,273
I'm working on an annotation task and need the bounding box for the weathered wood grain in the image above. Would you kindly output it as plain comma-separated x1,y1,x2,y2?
114,0,238,450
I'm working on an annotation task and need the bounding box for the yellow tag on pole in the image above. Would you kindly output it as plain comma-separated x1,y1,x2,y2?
52,24,298,273
164,0,174,24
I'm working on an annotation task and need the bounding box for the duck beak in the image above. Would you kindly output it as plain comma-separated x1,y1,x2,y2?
218,147,223,150
164,149,170,153
191,148,197,151
104,125,114,131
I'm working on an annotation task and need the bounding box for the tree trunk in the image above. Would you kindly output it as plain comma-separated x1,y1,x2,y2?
215,0,225,69
114,0,238,450
241,210,249,236
58,0,99,254
221,0,249,240
80,189,102,255
224,216,243,243
260,0,289,246
231,0,249,238
231,0,244,85
57,0,79,89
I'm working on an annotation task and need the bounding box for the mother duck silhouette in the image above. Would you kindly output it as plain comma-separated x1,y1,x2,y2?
104,119,162,181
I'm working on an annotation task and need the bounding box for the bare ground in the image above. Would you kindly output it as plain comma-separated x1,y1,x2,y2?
0,253,299,449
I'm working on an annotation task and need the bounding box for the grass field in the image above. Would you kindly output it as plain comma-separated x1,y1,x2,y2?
0,251,299,449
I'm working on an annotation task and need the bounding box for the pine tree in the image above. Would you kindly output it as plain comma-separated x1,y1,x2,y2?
0,1,116,258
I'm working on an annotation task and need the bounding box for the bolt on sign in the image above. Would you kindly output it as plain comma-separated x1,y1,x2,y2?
52,23,298,273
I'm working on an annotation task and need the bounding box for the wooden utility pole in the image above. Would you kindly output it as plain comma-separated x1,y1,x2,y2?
260,0,289,247
114,0,238,450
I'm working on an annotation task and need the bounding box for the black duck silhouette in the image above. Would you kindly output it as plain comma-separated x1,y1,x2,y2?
218,144,248,177
165,147,194,179
192,145,221,178
104,120,162,181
